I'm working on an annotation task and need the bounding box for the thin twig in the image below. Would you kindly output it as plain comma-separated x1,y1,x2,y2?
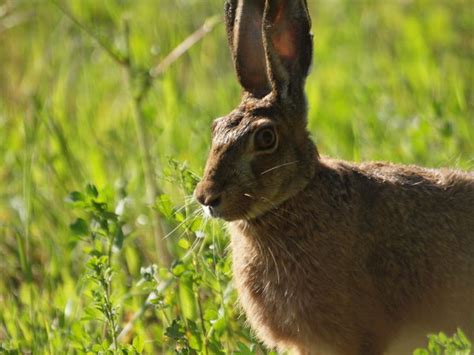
0,11,32,34
51,0,128,66
150,15,221,78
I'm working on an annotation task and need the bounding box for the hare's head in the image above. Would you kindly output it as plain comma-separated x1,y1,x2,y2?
195,0,318,221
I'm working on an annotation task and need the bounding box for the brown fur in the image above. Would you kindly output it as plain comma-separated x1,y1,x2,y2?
194,1,474,354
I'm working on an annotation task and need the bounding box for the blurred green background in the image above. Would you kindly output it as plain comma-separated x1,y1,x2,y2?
0,0,473,353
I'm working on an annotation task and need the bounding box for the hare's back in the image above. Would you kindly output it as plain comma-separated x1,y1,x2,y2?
355,160,474,228
340,160,474,346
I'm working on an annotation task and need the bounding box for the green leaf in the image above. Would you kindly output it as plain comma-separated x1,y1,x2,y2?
155,194,173,219
212,316,226,332
456,328,471,347
165,319,185,340
186,320,202,350
114,226,125,249
189,218,203,233
70,218,89,236
203,308,218,321
236,342,254,355
178,239,190,250
91,200,108,213
86,184,99,198
438,332,448,343
132,335,144,353
67,191,86,202
188,333,201,351
179,273,197,320
208,342,225,355
171,262,186,277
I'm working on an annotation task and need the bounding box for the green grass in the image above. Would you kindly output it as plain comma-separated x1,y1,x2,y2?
0,0,473,353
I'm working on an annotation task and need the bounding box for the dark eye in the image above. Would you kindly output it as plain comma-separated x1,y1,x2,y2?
254,127,277,151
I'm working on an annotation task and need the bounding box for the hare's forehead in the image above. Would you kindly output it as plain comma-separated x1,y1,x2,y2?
211,105,277,146
211,115,251,146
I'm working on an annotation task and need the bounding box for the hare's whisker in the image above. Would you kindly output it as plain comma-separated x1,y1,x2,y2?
173,203,191,215
260,160,299,175
163,208,201,240
267,244,281,284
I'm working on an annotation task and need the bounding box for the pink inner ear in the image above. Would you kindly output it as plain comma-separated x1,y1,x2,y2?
272,28,297,61
271,3,297,62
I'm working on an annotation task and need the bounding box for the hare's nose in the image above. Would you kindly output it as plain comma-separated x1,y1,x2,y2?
195,182,222,208
203,194,222,208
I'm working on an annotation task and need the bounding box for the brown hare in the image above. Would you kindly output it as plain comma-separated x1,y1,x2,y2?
194,0,474,354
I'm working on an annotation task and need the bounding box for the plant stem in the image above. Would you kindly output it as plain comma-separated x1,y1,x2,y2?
124,21,172,266
51,0,128,66
105,232,118,350
104,280,118,351
196,288,208,355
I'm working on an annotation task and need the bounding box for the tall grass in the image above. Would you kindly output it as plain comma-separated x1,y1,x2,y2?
0,0,472,353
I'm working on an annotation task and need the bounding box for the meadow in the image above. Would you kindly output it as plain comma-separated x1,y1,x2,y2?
0,0,473,353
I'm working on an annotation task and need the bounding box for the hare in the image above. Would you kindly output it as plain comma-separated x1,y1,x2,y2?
194,0,474,354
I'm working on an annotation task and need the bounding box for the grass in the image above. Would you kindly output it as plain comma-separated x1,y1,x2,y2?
0,0,473,353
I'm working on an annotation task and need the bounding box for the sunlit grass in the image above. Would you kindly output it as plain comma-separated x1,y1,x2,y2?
0,0,472,353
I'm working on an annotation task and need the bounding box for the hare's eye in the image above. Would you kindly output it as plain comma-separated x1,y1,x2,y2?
254,127,277,151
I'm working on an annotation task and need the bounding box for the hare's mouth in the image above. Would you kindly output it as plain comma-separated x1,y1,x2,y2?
201,205,245,221
202,205,220,219
195,180,275,221
200,201,251,221
197,192,264,222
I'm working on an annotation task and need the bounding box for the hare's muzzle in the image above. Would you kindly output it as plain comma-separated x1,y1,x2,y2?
194,181,222,217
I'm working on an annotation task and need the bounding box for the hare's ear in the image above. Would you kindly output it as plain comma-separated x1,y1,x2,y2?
263,0,313,98
224,0,271,98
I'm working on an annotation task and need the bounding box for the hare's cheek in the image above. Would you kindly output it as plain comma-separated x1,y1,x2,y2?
234,161,257,190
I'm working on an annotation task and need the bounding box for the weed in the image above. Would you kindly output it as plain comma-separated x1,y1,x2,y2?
0,0,472,353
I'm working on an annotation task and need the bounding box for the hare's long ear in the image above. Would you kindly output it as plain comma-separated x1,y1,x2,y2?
224,0,271,98
263,0,313,98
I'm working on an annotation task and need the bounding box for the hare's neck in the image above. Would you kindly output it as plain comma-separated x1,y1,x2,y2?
229,159,344,262
229,171,321,262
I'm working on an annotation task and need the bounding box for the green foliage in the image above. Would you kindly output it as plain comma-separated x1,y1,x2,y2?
0,0,473,353
68,185,125,351
414,329,472,355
